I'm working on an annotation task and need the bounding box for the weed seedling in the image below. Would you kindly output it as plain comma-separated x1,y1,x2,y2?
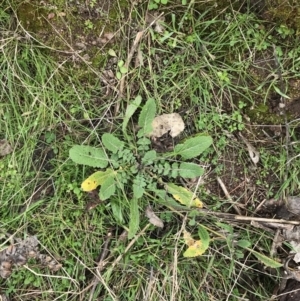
69,96,212,238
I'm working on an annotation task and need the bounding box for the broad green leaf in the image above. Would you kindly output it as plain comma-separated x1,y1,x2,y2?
142,150,157,165
120,66,128,74
237,240,251,248
165,183,203,208
128,198,140,239
198,225,210,249
102,133,124,154
133,184,145,199
138,98,156,137
81,169,115,191
251,250,283,268
122,96,142,134
69,145,108,168
174,135,213,159
99,176,116,200
116,72,122,80
179,162,204,178
118,60,124,67
108,49,117,57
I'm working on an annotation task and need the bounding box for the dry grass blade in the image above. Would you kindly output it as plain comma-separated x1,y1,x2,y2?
217,176,242,215
114,13,164,115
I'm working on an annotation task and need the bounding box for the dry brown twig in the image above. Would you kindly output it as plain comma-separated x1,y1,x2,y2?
87,231,113,301
199,209,300,225
84,225,151,301
217,176,242,215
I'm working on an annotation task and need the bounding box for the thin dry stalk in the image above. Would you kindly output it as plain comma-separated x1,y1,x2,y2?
200,209,300,225
87,232,113,301
217,176,242,215
114,13,164,115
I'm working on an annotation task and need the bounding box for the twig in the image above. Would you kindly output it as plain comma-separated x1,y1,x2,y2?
199,209,300,225
87,231,113,301
270,229,282,257
216,176,242,215
24,265,78,285
107,224,150,271
85,225,151,301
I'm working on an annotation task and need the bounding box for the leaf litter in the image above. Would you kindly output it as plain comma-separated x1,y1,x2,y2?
145,206,164,228
0,139,13,157
150,113,185,138
0,235,61,279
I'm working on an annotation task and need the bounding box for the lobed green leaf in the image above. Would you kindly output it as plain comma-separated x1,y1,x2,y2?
178,162,204,178
102,133,124,154
138,98,156,137
174,135,212,159
69,145,108,168
142,150,157,165
122,96,142,134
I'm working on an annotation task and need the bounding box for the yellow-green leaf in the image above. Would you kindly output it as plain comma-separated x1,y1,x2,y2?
165,183,203,208
183,229,195,246
183,229,208,257
183,240,207,257
81,169,115,192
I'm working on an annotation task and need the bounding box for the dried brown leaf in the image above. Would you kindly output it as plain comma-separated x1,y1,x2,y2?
145,206,164,228
145,12,165,33
150,113,185,138
0,139,13,157
0,235,61,278
47,12,55,19
287,197,300,215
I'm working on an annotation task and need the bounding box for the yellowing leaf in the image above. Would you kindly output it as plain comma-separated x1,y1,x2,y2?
183,229,195,246
183,240,207,257
165,183,203,208
183,229,208,257
81,169,115,192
